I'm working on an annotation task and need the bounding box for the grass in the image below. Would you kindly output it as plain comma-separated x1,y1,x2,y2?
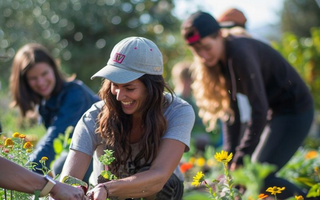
0,90,46,141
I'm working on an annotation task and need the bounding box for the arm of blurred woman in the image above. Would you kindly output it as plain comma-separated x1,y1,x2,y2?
89,138,185,200
0,157,87,200
59,149,92,181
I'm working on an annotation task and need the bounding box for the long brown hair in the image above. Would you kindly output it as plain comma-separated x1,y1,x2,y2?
97,75,173,175
190,34,234,131
10,43,65,117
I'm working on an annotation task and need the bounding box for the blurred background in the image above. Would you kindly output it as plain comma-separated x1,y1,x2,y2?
1,0,320,135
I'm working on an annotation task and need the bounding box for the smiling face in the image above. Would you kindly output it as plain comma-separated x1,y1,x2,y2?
189,33,225,67
111,79,147,118
26,62,56,100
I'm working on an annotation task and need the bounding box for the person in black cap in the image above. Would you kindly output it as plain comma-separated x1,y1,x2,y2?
181,11,314,199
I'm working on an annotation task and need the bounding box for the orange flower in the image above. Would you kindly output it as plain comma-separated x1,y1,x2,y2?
258,193,269,199
180,162,193,173
12,132,20,138
23,142,33,149
4,138,14,147
305,150,318,159
19,134,26,139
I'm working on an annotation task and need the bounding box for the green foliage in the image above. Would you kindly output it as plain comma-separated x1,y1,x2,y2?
0,132,49,200
0,0,188,92
0,90,46,140
272,27,320,110
99,149,118,181
281,0,320,37
62,175,88,188
307,183,320,198
278,147,320,195
53,126,73,155
231,156,277,199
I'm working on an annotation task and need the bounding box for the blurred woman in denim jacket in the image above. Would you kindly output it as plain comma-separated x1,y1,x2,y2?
10,43,99,181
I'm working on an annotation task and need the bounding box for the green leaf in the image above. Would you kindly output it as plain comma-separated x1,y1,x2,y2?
295,177,317,187
53,138,63,154
307,183,320,198
62,175,88,188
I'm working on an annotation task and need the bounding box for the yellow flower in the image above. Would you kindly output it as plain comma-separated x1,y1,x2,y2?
196,157,206,167
26,149,33,153
214,150,233,164
4,138,14,147
23,142,33,149
189,157,196,164
41,157,48,161
191,171,205,187
305,150,318,159
19,134,26,139
295,195,304,200
266,186,286,195
12,132,20,138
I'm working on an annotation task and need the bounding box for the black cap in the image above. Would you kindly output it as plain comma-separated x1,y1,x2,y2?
181,11,221,44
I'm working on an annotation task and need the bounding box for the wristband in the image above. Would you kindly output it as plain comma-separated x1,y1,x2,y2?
39,175,56,197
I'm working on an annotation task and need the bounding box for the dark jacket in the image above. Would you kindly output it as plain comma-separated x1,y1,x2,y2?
221,36,313,164
29,80,100,170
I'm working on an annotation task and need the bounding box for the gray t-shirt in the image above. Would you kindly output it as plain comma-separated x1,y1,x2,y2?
70,93,195,185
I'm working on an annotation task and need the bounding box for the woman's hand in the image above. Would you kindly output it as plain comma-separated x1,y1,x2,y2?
50,182,89,200
86,184,108,200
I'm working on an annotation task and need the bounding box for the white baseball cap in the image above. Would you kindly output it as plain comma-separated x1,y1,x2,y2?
91,37,163,84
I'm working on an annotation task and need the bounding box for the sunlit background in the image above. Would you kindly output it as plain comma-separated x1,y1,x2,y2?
0,0,320,93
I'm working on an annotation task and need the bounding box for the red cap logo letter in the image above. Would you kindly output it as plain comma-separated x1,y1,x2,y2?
113,53,125,63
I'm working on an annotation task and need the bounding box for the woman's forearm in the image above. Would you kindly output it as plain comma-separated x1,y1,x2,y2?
0,157,46,193
105,169,166,198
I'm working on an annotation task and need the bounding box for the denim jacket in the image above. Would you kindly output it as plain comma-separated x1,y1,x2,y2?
29,80,99,171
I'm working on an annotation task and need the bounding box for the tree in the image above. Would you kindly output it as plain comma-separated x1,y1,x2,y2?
281,0,320,37
0,0,186,91
272,28,320,110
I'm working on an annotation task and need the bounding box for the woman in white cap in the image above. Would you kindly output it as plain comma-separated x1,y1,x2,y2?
60,37,195,200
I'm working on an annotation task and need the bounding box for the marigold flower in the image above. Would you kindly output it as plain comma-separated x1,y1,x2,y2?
214,150,233,164
305,150,318,159
12,132,20,138
258,193,269,199
266,186,286,195
23,142,33,149
180,162,193,173
295,195,304,200
19,134,26,139
4,138,14,147
191,171,205,187
196,157,206,167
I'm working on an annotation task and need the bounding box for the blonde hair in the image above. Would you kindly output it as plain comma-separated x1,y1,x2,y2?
191,56,234,131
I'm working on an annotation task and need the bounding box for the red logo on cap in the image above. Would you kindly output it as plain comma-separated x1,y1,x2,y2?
113,53,125,63
187,31,201,44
